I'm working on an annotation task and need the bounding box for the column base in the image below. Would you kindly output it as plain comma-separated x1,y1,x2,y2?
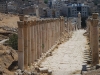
18,51,24,70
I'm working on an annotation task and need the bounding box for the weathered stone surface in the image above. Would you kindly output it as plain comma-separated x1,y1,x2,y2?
0,45,18,75
14,72,18,75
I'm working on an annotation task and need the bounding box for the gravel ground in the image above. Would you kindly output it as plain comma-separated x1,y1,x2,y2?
40,30,87,75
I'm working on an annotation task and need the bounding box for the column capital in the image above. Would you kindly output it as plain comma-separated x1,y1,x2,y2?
17,21,24,28
49,19,52,22
55,18,58,21
31,20,37,26
92,13,99,19
27,21,31,26
24,21,29,28
87,18,91,21
58,18,60,21
24,15,29,21
39,20,44,24
50,19,54,22
43,20,48,24
60,16,64,20
42,20,45,24
36,20,40,25
46,20,50,23
19,14,24,21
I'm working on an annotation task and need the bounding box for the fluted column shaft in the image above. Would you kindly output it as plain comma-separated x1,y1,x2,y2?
90,13,99,66
18,21,24,70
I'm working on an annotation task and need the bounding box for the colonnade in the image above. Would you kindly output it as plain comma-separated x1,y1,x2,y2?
17,15,75,70
86,13,99,66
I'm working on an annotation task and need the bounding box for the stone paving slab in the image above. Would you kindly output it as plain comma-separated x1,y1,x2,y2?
40,30,87,75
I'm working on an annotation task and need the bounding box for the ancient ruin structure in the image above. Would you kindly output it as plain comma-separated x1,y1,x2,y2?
17,15,76,70
82,13,100,75
88,13,99,66
78,12,81,29
35,5,40,18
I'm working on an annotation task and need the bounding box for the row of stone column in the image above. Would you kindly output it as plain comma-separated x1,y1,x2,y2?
17,16,70,70
87,13,99,66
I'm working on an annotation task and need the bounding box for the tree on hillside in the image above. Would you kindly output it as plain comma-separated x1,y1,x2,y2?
9,34,18,50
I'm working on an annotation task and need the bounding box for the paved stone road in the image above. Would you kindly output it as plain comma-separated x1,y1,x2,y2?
41,30,87,75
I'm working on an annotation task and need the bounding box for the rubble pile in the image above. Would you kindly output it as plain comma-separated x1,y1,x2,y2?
0,26,18,33
0,45,18,75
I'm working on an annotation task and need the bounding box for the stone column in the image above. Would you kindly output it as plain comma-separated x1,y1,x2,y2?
90,13,99,66
34,21,38,60
42,20,46,53
57,19,60,40
62,17,65,33
37,20,40,59
89,18,93,57
27,21,32,66
51,19,53,47
31,21,34,63
48,20,50,49
58,19,60,40
31,20,37,63
46,20,49,51
38,20,42,57
54,19,57,43
44,20,47,52
17,21,24,70
49,20,52,48
86,19,91,39
35,5,40,18
60,17,63,38
67,18,70,35
78,12,81,29
56,19,58,41
60,17,62,38
37,20,42,58
86,20,90,33
24,21,28,69
57,19,59,40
